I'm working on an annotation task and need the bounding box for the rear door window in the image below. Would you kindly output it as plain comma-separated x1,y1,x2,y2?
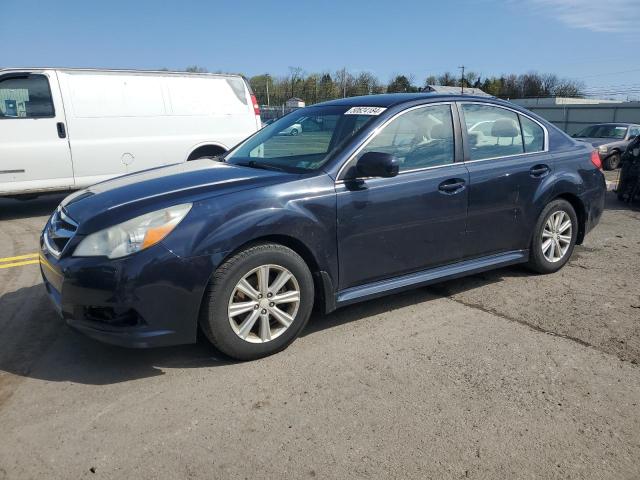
519,115,545,153
0,74,54,118
462,104,524,160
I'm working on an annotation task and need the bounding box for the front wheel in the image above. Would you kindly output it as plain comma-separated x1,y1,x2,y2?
603,152,620,170
527,199,578,274
289,128,299,136
199,243,314,360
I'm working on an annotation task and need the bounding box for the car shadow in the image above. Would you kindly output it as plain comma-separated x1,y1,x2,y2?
0,268,525,388
0,193,67,221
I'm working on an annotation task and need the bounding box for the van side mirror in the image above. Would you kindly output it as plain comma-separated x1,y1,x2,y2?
356,152,399,178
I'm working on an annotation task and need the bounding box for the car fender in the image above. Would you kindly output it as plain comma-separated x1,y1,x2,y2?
162,174,338,286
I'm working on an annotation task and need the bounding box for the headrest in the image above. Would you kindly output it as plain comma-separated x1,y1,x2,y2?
491,119,519,138
430,124,448,139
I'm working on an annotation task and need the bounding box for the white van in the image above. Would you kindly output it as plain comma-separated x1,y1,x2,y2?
0,68,261,197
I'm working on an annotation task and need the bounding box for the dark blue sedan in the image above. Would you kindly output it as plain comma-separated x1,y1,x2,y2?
40,94,606,360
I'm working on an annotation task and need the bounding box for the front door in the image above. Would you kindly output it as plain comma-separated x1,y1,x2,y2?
0,71,73,194
336,103,469,290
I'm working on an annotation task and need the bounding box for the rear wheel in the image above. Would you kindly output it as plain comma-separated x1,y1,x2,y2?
603,152,620,170
199,243,314,360
290,128,299,136
527,199,578,274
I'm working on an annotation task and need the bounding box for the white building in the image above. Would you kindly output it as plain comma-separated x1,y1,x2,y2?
423,85,491,97
511,97,619,107
285,97,305,108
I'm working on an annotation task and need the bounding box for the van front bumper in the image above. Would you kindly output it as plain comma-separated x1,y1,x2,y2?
39,238,214,348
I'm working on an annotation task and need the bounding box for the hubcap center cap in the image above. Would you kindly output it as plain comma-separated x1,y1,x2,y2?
259,298,270,309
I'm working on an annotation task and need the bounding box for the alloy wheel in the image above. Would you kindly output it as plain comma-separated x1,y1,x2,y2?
541,210,572,263
227,264,301,343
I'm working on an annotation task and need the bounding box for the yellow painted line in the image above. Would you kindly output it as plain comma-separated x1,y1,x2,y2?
0,259,40,269
0,253,39,263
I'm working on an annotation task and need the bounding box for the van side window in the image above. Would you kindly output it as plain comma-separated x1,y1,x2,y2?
519,115,545,153
462,104,524,160
0,75,54,118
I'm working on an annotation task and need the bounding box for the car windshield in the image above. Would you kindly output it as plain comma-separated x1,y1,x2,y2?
225,105,379,172
575,125,628,139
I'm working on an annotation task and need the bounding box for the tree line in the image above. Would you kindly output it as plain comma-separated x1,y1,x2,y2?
250,69,585,106
182,66,585,105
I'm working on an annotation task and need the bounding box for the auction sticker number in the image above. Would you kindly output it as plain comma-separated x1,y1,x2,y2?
344,107,387,115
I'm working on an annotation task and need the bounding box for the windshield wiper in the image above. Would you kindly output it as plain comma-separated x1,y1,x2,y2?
235,161,287,172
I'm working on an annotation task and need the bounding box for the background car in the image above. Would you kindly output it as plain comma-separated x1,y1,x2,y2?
276,122,303,135
573,123,640,170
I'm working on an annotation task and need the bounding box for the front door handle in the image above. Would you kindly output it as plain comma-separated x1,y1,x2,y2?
56,122,66,139
530,164,550,177
438,178,466,194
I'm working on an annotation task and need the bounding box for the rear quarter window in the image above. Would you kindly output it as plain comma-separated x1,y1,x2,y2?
519,115,545,153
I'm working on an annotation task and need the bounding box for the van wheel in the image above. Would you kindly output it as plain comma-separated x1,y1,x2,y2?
527,199,578,274
603,152,620,170
199,243,314,360
187,146,226,161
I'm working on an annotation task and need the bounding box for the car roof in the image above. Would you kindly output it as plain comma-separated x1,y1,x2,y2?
315,93,497,108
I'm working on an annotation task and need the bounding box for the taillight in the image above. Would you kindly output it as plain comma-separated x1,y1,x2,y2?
251,94,260,116
590,150,602,169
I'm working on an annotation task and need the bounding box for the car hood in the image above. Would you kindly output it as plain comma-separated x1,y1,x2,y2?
60,160,290,234
575,138,622,148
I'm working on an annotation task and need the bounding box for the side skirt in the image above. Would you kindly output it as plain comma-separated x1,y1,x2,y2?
335,250,529,308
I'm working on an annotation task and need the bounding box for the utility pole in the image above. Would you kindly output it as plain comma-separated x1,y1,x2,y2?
265,74,271,107
341,68,347,98
459,65,465,95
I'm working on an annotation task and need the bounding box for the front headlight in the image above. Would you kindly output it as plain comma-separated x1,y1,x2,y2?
598,145,609,153
73,203,192,259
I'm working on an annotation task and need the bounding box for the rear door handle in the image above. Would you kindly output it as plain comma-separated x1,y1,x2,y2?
56,122,66,139
438,178,466,194
530,164,550,177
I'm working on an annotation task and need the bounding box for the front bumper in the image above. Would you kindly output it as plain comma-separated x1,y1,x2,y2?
39,239,215,348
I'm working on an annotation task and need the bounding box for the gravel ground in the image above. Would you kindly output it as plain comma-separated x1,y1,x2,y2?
0,189,638,479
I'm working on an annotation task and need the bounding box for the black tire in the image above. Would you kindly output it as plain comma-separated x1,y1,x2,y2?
290,128,299,136
603,152,620,170
527,199,578,274
199,243,314,360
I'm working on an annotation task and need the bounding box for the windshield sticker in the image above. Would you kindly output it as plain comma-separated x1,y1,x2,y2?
344,106,387,116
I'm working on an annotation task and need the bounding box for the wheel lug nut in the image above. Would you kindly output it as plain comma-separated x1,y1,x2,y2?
269,302,274,307
267,293,272,298
254,305,259,310
261,309,267,314
258,294,263,299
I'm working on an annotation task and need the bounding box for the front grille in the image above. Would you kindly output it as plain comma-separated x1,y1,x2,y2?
44,206,78,256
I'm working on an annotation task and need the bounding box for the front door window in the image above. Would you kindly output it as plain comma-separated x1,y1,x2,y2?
0,74,54,118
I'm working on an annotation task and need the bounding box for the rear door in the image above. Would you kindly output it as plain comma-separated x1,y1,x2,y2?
0,71,73,194
336,103,469,289
458,102,552,258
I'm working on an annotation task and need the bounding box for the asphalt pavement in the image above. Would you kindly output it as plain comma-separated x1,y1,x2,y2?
0,184,638,479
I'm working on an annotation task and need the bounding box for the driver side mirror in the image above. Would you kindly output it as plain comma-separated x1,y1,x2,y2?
356,152,399,178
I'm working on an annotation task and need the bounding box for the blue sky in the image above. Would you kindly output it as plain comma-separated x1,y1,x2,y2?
2,0,639,98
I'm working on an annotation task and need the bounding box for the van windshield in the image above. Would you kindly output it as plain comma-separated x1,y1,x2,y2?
225,106,378,172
